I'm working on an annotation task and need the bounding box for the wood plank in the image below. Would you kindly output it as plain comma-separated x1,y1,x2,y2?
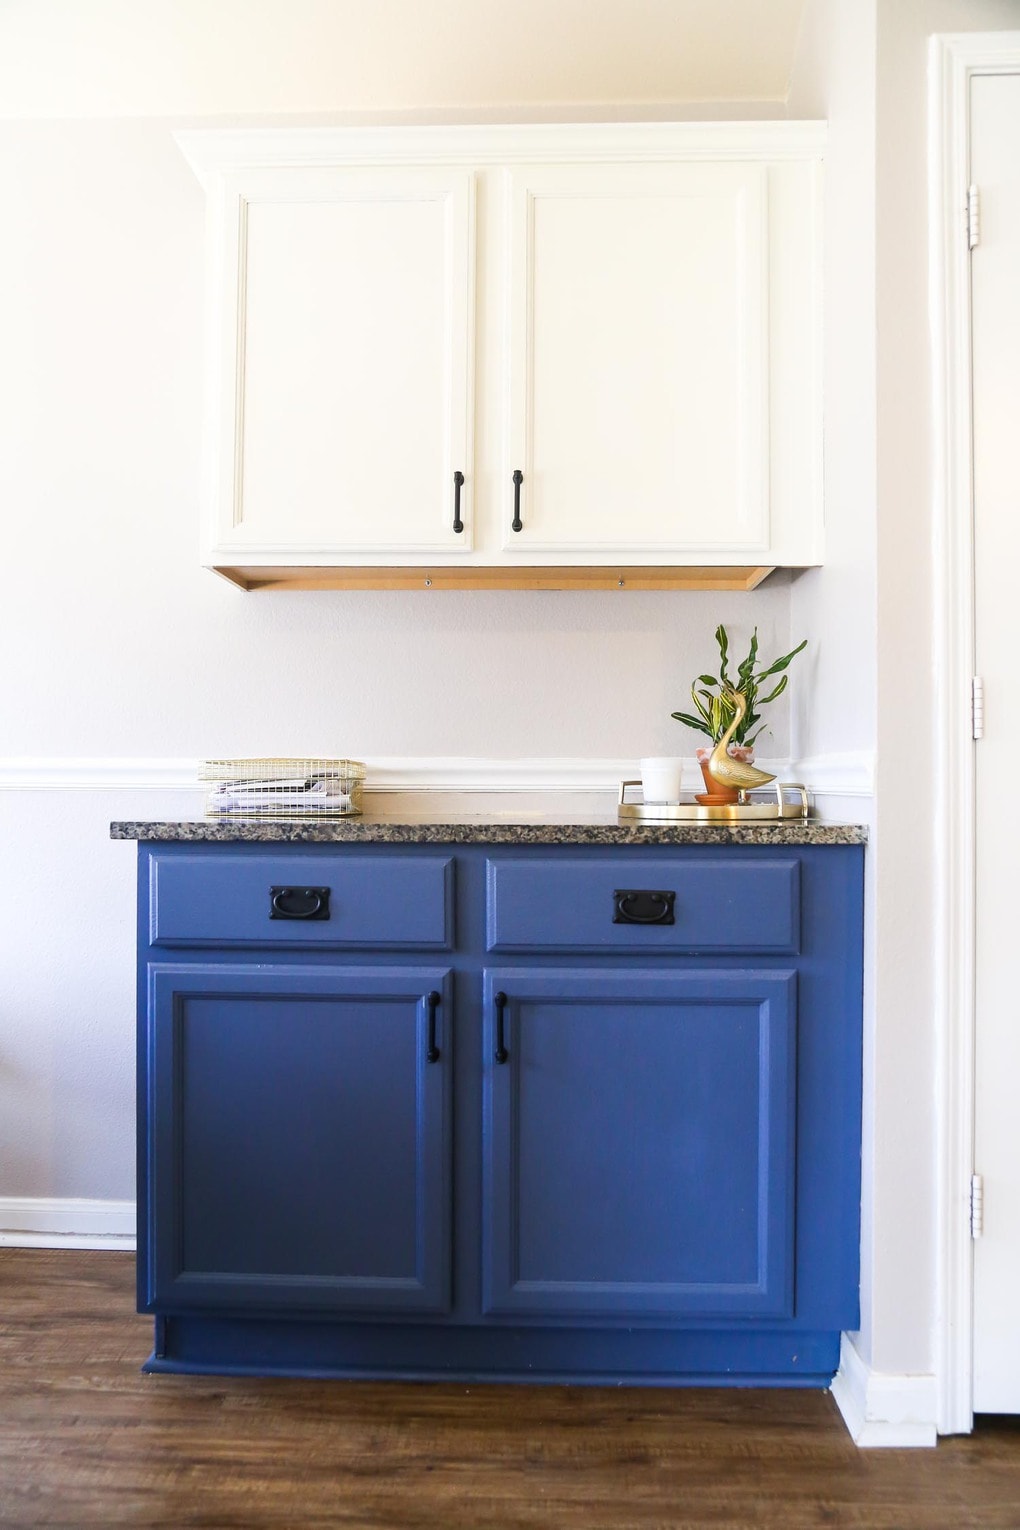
1,1251,1019,1527
214,565,777,592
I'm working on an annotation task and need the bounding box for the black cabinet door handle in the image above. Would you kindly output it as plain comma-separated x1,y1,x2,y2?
453,471,464,534
494,990,509,1063
612,889,676,926
511,470,523,533
270,886,331,921
426,990,441,1063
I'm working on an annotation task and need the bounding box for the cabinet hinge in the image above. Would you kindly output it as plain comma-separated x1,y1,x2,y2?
967,184,981,250
972,675,985,740
971,1173,985,1239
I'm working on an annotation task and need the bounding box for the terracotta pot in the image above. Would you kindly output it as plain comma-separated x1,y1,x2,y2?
695,745,754,806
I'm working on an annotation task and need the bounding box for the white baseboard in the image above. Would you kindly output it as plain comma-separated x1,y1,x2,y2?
830,1334,938,1447
0,1197,136,1251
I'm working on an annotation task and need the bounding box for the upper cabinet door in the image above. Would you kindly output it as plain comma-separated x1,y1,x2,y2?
208,166,475,558
503,163,769,556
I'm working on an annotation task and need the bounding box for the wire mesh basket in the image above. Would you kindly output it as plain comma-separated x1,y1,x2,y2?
200,758,366,818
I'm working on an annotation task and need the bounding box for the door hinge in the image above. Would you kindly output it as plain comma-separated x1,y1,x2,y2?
972,675,985,740
967,184,981,249
971,1173,985,1239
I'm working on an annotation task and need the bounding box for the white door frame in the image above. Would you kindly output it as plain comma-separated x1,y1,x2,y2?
930,30,1020,1436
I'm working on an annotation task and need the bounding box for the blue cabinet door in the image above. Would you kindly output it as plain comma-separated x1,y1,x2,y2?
482,967,797,1320
144,963,452,1315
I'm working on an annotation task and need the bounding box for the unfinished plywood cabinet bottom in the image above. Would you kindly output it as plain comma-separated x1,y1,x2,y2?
212,566,778,593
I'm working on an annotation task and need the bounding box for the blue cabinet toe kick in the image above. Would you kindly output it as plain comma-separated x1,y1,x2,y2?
145,1315,843,1388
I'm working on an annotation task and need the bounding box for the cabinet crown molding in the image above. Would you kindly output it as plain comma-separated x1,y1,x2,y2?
176,120,827,177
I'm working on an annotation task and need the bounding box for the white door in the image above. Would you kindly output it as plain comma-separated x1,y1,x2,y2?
209,166,474,558
502,163,769,557
972,70,1020,1414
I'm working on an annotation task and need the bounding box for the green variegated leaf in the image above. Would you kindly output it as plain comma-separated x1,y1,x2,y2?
737,629,759,685
758,675,789,705
716,624,731,685
692,688,712,723
671,711,712,736
755,638,807,682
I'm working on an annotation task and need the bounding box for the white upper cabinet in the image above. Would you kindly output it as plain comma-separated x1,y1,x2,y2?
201,163,474,558
178,125,823,590
504,162,767,555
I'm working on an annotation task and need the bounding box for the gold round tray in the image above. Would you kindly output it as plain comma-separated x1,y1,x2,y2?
617,780,811,823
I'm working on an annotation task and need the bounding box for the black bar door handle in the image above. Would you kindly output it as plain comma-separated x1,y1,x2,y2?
453,471,464,534
511,470,523,533
426,990,441,1063
494,991,509,1063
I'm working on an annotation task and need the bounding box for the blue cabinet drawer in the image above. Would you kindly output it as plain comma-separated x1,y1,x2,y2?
149,851,454,949
486,855,800,954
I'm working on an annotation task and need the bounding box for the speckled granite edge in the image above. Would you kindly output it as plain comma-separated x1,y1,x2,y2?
110,818,868,846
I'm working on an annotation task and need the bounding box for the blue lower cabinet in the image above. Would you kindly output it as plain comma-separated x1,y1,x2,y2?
144,963,453,1315
135,840,864,1386
481,968,797,1320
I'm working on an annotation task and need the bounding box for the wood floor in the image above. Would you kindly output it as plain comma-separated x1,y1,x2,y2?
1,1251,1018,1529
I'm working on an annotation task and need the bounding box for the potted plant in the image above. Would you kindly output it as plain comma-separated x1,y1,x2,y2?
672,626,807,803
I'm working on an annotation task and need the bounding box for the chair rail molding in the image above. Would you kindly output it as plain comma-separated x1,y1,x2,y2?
0,754,870,798
929,29,1020,1438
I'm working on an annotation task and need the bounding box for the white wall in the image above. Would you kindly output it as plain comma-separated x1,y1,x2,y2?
786,0,883,1378
786,3,877,773
786,0,1020,1407
871,0,1020,1383
0,0,803,117
0,5,804,1216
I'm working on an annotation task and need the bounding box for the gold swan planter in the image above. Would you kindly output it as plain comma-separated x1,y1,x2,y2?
704,689,777,799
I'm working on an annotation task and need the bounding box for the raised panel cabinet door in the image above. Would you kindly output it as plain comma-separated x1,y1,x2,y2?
207,166,475,558
143,964,453,1315
481,967,797,1320
502,163,768,556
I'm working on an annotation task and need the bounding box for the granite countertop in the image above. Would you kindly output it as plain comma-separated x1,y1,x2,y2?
110,808,867,847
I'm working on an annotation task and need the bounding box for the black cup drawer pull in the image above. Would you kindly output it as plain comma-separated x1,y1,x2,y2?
612,889,676,926
270,886,331,921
